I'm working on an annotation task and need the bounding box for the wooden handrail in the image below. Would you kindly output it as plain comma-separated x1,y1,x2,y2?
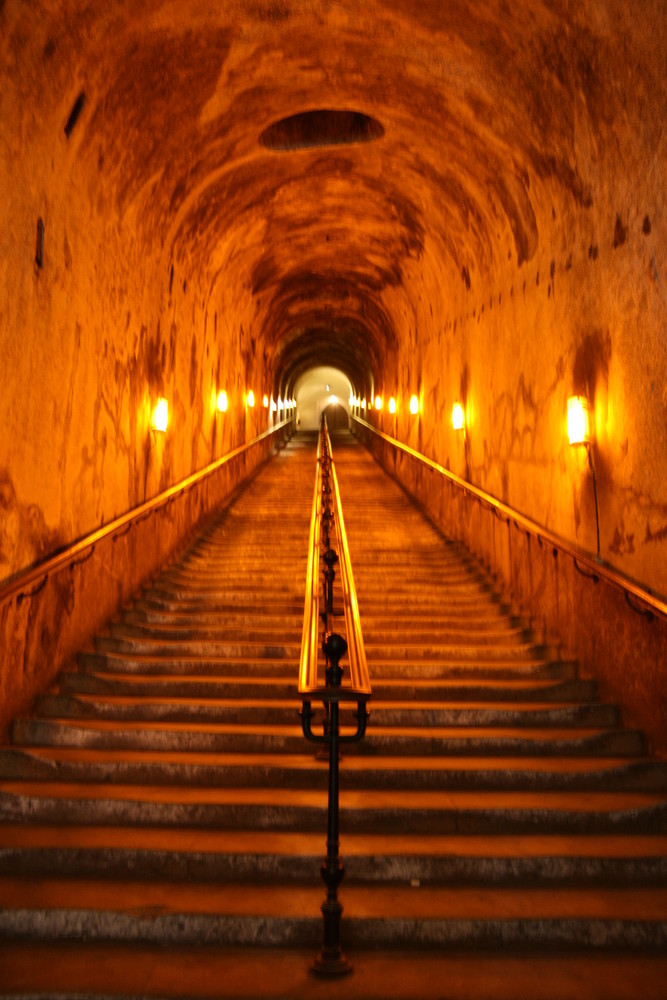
352,414,667,622
298,424,323,695
0,417,295,609
298,419,371,697
322,423,371,696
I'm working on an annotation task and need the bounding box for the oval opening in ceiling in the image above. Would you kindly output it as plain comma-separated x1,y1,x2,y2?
259,109,384,151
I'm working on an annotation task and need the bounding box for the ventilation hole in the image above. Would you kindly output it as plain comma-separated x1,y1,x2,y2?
35,218,44,268
259,109,384,151
64,91,86,138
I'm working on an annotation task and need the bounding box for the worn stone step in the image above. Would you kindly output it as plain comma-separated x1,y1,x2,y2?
2,782,665,834
95,636,303,658
78,649,575,680
34,693,619,729
0,877,665,950
12,717,644,757
59,670,597,704
1,747,665,792
0,826,666,885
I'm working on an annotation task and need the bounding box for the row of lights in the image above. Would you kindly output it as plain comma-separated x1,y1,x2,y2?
349,394,422,416
352,392,592,444
150,393,296,433
350,394,463,424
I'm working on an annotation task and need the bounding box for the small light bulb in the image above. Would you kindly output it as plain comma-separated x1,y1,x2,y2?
567,396,590,445
216,390,228,413
247,390,255,408
361,398,367,410
270,397,277,412
409,395,419,415
388,397,396,415
151,397,168,433
452,402,465,431
375,395,382,411
263,394,269,408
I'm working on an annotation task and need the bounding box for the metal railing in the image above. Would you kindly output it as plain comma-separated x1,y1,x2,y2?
351,414,667,622
0,417,295,611
299,415,371,977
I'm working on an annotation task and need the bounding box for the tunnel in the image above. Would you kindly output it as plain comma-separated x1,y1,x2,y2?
0,1,666,993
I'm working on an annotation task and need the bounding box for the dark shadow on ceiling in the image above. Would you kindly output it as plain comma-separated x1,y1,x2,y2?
259,109,384,151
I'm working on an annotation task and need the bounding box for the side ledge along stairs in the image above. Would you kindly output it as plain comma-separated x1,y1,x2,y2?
0,430,666,979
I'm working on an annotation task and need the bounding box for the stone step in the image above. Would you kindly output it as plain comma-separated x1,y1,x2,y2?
0,877,665,950
34,693,620,729
1,782,666,834
59,669,598,703
111,622,530,648
10,717,646,757
0,825,665,885
1,748,665,792
95,633,549,663
78,649,576,680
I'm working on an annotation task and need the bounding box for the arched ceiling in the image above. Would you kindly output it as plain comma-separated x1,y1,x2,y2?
13,0,661,389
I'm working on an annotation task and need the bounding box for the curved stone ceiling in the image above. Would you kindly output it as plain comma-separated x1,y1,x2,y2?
19,0,653,391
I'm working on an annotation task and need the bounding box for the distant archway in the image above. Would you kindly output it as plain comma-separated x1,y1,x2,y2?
294,366,352,430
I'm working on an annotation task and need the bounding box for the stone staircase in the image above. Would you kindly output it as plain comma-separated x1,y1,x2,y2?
0,429,666,997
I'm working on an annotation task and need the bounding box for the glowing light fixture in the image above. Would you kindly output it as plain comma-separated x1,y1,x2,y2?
361,398,367,410
278,398,283,411
263,394,269,408
151,397,169,433
374,395,383,411
452,402,465,431
246,390,255,408
216,390,228,413
409,394,419,415
567,396,590,445
270,397,277,412
388,397,396,414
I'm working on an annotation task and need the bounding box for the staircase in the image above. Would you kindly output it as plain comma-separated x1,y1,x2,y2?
0,430,666,998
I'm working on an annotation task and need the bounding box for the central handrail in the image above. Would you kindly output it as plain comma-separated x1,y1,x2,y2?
298,415,371,977
298,419,371,698
322,422,371,696
298,425,324,695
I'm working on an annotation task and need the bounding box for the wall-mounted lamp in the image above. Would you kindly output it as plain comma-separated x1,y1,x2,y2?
567,395,590,445
151,397,169,433
452,402,465,432
270,397,277,412
567,395,600,557
388,397,396,415
263,394,269,408
409,394,419,415
216,390,228,413
374,395,383,411
361,398,367,410
246,390,255,408
278,398,283,411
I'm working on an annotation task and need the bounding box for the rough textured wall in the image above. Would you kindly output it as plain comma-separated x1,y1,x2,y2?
367,7,666,598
